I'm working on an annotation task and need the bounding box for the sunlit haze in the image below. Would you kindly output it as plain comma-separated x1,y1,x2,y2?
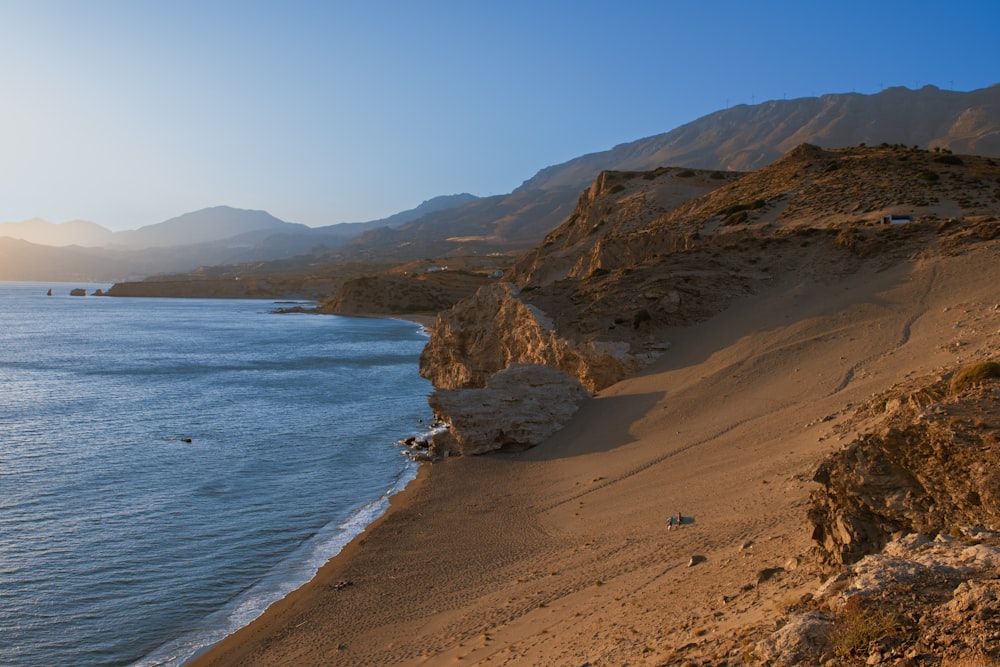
2,0,998,231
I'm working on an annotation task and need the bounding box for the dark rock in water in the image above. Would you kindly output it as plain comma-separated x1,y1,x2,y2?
92,289,104,296
47,288,52,296
70,288,86,296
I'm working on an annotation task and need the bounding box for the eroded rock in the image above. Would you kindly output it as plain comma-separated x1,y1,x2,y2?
419,282,649,392
427,363,590,456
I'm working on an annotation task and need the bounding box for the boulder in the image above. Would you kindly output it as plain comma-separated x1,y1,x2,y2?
755,611,833,666
427,363,590,456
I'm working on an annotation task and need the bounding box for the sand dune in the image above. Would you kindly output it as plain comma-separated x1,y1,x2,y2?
188,231,999,666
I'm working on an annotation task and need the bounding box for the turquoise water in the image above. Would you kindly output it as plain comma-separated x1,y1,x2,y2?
0,283,434,666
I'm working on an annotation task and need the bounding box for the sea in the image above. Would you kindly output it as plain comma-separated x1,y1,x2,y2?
0,282,436,667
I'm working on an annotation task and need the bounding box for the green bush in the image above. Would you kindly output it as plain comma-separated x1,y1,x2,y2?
917,170,940,182
933,154,964,165
676,169,696,178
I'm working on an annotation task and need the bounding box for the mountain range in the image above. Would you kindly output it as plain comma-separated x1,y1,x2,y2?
2,83,998,282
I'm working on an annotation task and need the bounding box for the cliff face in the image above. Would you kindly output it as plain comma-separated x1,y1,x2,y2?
418,282,651,392
509,167,740,286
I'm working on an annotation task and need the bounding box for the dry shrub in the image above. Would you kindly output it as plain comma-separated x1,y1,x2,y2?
828,597,902,661
951,361,1000,393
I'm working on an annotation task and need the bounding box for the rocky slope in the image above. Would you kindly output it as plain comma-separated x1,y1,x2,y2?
723,360,1000,667
518,84,1000,192
420,144,1000,401
810,362,1000,566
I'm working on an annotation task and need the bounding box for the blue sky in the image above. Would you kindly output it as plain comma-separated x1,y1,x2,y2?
2,1,998,231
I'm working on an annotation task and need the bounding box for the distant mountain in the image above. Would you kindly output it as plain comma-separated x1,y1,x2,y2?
0,218,114,247
331,84,1000,261
110,206,308,248
8,84,1000,283
337,193,482,229
517,84,1000,192
0,197,485,282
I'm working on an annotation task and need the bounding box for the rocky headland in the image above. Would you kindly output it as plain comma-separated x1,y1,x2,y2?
401,145,1000,665
418,144,1000,461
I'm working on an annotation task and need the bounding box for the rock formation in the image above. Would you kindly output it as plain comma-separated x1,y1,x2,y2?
809,363,1000,566
418,144,1000,456
426,363,590,456
756,530,1000,665
319,270,489,317
419,282,654,393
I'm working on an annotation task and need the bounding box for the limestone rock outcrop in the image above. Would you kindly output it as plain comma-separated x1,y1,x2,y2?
419,282,651,393
426,363,590,456
758,529,1000,666
809,364,1000,565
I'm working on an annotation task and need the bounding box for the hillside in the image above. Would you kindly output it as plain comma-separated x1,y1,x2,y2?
190,142,1000,667
307,86,1000,267
81,84,1000,290
517,84,1000,192
420,144,1000,396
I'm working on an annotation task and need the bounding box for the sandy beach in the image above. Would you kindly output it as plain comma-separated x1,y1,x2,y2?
189,242,999,666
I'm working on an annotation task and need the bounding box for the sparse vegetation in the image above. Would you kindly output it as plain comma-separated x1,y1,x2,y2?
951,361,1000,393
676,169,696,178
934,154,965,166
918,169,940,182
717,199,766,217
828,597,904,661
642,167,672,180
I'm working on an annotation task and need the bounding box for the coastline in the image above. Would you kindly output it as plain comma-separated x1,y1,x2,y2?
187,247,999,665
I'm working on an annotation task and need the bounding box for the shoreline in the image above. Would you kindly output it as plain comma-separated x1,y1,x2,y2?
187,246,1000,665
185,461,437,666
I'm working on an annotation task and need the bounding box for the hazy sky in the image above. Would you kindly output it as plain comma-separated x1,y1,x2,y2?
3,1,998,231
